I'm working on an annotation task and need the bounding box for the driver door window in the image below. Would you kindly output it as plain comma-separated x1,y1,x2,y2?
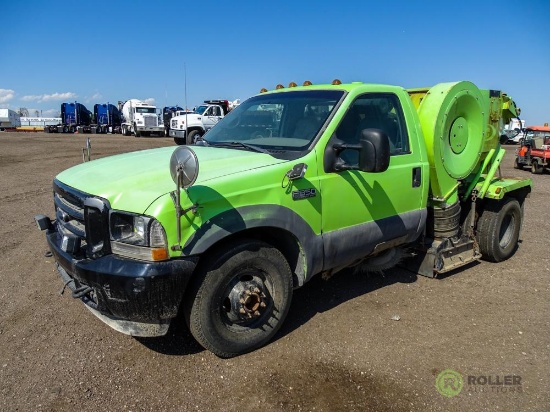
336,94,410,157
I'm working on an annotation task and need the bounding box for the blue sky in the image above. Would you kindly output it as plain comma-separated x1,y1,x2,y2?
1,0,549,124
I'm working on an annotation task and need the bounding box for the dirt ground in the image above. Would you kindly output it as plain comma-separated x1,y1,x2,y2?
0,132,548,411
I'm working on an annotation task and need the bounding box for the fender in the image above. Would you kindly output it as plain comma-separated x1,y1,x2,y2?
182,204,323,285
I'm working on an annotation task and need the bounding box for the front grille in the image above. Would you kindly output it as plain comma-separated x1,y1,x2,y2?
144,115,157,127
54,185,86,239
53,180,111,258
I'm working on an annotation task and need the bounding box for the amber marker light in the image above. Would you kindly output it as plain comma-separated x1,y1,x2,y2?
151,248,169,261
332,79,342,85
276,84,284,89
260,88,268,93
303,80,312,86
288,82,297,87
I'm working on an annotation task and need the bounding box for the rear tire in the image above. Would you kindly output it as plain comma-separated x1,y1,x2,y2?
184,240,293,358
476,197,522,262
174,137,185,145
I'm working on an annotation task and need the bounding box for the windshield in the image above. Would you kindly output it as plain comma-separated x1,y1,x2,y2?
135,107,156,114
203,90,344,151
195,105,208,115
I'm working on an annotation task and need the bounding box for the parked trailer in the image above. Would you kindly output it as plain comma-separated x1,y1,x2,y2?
0,109,21,131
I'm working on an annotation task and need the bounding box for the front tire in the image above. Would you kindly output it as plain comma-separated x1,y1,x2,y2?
185,240,293,358
476,197,522,262
134,124,141,137
187,129,202,145
514,157,523,170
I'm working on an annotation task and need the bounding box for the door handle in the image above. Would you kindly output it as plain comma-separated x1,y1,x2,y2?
412,167,421,188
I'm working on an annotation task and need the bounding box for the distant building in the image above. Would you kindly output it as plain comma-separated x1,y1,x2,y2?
0,109,21,130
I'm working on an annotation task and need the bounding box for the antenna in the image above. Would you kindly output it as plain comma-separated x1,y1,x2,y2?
184,63,188,142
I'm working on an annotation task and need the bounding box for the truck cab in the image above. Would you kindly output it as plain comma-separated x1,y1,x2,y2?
169,99,237,145
121,100,164,137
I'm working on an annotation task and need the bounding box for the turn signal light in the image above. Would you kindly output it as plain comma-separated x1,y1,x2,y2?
151,248,169,261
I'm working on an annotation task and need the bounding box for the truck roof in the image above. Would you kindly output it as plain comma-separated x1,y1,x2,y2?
257,80,406,96
526,126,550,132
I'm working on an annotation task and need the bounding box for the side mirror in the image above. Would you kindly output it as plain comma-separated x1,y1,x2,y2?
358,129,390,173
170,146,199,188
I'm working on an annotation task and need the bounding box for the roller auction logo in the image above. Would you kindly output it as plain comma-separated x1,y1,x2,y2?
435,369,523,397
435,369,464,398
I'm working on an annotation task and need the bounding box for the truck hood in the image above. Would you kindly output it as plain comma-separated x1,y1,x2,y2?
56,146,288,213
171,113,201,126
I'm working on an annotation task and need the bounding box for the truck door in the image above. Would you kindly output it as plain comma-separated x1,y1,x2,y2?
202,106,221,131
319,92,426,271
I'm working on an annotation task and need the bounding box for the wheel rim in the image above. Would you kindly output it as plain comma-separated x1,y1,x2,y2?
499,213,516,249
221,269,273,329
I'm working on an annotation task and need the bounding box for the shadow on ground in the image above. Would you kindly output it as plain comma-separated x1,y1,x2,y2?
137,263,419,356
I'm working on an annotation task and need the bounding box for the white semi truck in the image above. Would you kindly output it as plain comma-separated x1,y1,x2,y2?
119,99,164,137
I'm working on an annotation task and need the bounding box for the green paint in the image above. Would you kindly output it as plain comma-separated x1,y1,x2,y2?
54,80,531,263
449,116,468,154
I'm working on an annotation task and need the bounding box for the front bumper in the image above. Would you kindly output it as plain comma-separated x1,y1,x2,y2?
169,129,186,138
136,125,164,133
41,218,197,337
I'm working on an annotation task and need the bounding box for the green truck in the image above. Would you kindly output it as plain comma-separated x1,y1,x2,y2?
36,80,532,357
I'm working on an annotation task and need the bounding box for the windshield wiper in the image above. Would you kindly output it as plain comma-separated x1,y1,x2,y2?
209,141,269,154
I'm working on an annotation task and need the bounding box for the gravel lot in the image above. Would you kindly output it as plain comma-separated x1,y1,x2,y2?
0,132,548,411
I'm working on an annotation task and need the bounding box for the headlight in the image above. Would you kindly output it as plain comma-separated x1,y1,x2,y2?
110,212,168,261
137,119,143,124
